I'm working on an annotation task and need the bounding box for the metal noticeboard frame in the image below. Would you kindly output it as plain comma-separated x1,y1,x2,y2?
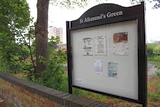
66,2,147,107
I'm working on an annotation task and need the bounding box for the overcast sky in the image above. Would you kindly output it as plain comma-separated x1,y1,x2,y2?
27,0,160,43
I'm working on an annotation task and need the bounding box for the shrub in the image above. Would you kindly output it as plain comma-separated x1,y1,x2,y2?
148,72,160,104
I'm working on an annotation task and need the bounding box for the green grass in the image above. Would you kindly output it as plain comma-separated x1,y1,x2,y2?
58,72,160,107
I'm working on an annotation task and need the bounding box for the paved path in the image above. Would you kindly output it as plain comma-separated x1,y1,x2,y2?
148,62,160,75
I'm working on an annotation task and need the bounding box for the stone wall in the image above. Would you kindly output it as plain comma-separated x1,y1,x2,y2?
0,72,113,107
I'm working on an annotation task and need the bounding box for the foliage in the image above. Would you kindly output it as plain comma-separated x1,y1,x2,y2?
152,0,160,8
147,41,160,61
18,23,36,80
0,0,30,31
51,0,108,8
1,0,160,106
0,24,36,76
131,0,160,8
35,0,108,76
153,45,160,55
148,73,160,106
0,0,34,74
59,73,69,93
147,43,155,58
33,36,67,90
153,55,160,63
0,59,10,74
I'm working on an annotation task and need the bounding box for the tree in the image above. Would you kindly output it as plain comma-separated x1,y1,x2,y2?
35,0,108,78
153,45,160,55
34,36,67,90
131,0,160,8
147,43,155,58
147,41,160,65
0,0,31,72
152,0,160,8
147,41,160,61
35,0,49,78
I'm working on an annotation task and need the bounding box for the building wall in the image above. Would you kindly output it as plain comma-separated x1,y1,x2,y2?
0,72,113,107
48,26,63,42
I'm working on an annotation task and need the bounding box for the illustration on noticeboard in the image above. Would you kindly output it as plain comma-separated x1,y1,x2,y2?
95,36,106,56
94,60,103,75
83,37,93,56
113,32,128,55
108,62,117,77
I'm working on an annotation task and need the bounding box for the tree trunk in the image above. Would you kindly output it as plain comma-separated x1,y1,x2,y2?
35,0,49,78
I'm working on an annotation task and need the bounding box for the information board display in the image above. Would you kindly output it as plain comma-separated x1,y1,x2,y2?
67,2,147,106
71,20,138,100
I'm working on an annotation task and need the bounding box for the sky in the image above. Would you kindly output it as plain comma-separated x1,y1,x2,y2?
27,0,160,43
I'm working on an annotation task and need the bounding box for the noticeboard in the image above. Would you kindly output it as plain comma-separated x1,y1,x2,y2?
66,2,147,106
